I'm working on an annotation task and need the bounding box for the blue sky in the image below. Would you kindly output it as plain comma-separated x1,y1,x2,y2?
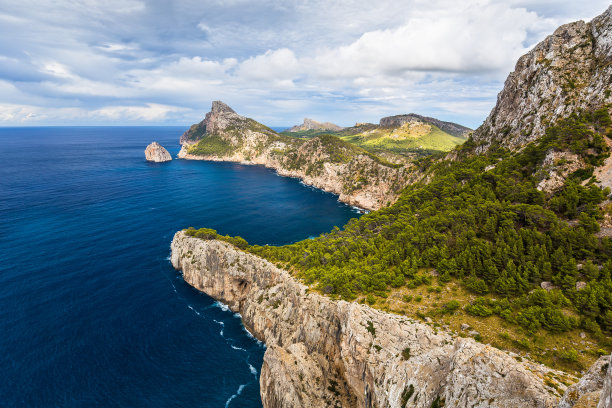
0,1,609,128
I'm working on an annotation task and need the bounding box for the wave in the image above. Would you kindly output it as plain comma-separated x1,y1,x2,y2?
213,319,225,336
243,326,264,346
214,301,231,312
225,384,246,408
187,305,200,316
230,345,246,352
248,363,258,377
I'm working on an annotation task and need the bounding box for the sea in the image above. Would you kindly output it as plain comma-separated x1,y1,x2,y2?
0,127,360,407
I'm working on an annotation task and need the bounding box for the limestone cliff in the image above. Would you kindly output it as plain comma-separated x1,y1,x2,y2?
178,102,415,210
172,231,575,408
558,355,610,408
599,355,612,408
472,6,612,152
286,118,344,133
144,141,172,162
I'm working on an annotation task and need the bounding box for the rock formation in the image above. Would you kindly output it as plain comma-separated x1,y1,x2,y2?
558,356,609,407
144,142,172,162
472,6,612,151
172,231,575,408
178,101,416,210
286,118,344,133
380,113,472,138
599,355,612,408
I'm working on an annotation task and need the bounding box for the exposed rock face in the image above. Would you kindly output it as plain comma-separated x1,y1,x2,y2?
180,101,239,145
144,142,172,162
178,102,416,210
558,356,609,408
599,355,612,408
172,232,571,408
473,6,612,151
536,150,584,193
380,113,472,138
287,118,344,132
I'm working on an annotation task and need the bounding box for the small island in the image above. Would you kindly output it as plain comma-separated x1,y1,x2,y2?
145,142,172,162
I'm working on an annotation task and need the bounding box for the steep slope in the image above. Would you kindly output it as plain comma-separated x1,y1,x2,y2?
473,6,612,151
178,102,416,210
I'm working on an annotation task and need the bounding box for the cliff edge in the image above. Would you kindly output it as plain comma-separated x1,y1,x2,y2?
172,231,574,408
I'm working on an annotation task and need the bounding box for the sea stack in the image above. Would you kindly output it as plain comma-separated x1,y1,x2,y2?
145,142,172,162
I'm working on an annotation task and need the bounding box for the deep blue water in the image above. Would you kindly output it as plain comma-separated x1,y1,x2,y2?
0,127,359,407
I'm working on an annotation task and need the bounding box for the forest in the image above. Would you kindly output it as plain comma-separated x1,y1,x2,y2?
186,108,612,366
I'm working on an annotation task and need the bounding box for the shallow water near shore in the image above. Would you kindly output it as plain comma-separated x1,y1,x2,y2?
0,127,359,407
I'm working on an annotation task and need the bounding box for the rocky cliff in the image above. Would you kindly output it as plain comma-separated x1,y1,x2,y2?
599,355,612,408
178,102,415,210
287,118,344,133
472,6,612,151
144,141,172,162
171,231,581,408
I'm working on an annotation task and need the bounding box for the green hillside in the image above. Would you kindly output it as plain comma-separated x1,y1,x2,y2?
282,121,469,156
189,108,612,373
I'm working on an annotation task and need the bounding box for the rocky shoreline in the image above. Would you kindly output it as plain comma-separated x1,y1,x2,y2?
170,231,610,408
178,144,411,211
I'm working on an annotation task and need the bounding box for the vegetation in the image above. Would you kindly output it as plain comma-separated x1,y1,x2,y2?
282,120,468,156
336,122,467,155
184,227,248,249
186,108,612,371
187,133,236,156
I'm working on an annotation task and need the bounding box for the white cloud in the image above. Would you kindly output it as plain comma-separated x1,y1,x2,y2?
93,103,187,121
0,0,609,126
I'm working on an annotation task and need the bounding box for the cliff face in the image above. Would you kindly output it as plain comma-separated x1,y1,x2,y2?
599,355,612,408
558,355,610,408
171,232,574,408
473,6,612,151
178,102,415,210
144,142,172,162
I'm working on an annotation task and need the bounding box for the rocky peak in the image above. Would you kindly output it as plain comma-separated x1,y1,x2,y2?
202,100,243,135
210,100,236,115
380,113,471,137
287,118,344,132
180,101,246,144
472,6,612,151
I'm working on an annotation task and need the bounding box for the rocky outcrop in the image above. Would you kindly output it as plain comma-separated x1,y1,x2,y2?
287,118,344,132
144,142,172,162
559,356,609,408
178,102,416,210
599,355,612,408
473,6,612,151
172,231,572,408
380,114,471,138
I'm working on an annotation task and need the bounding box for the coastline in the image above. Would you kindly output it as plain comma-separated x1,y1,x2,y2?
177,145,406,211
170,231,577,408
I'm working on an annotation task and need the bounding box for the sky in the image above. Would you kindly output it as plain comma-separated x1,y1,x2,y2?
0,1,609,128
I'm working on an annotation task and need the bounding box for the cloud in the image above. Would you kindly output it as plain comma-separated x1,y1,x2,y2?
0,0,609,127
93,103,187,121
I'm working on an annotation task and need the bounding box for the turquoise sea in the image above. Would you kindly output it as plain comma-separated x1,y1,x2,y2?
0,127,359,407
